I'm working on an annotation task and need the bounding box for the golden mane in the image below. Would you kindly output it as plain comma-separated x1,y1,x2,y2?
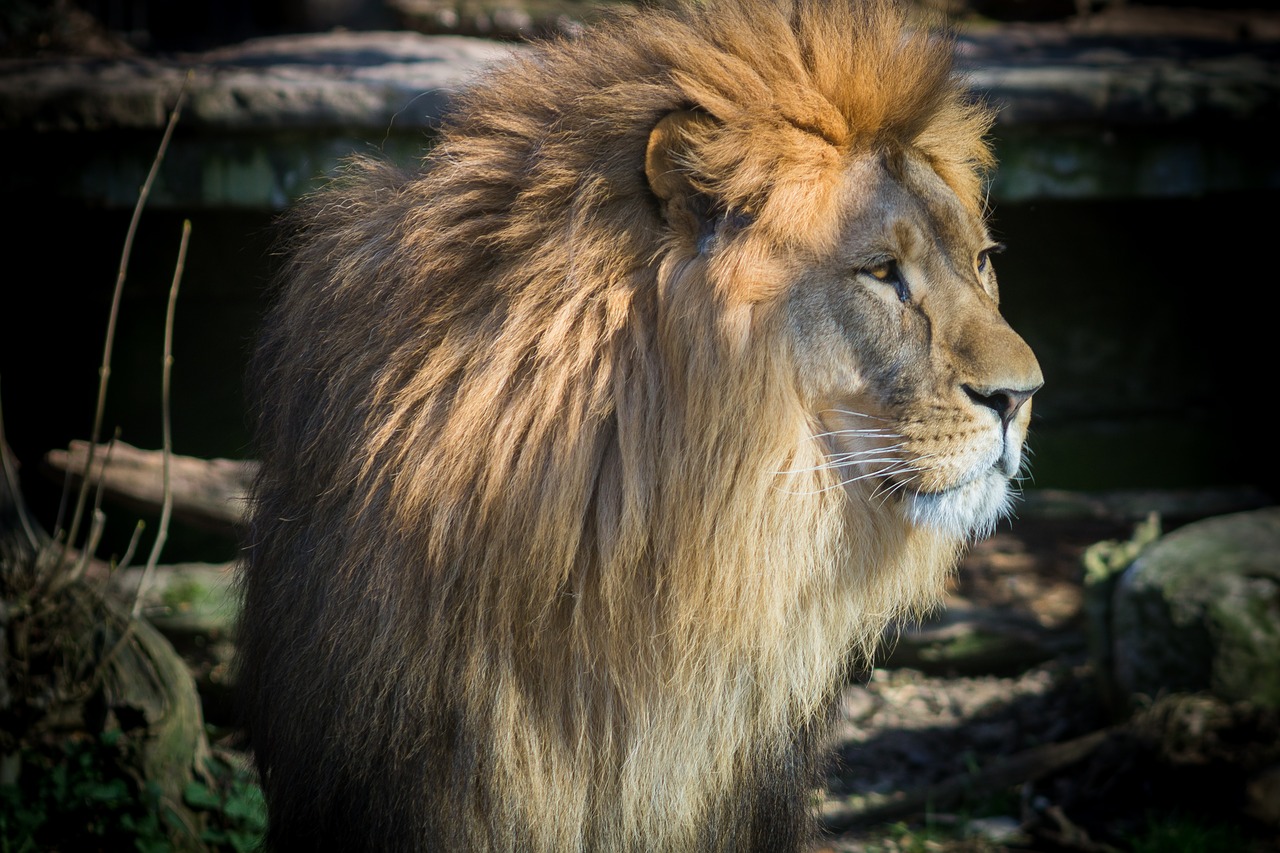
239,1,999,850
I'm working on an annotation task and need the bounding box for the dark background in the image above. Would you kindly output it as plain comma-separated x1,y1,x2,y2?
2,0,1277,564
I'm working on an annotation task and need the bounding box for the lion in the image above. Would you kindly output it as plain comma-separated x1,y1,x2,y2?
235,0,1043,850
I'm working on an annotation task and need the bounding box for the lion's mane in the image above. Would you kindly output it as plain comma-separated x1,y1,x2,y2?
238,1,996,850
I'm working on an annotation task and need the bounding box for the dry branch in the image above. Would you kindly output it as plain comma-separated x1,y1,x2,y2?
58,71,191,578
45,440,254,533
819,727,1113,834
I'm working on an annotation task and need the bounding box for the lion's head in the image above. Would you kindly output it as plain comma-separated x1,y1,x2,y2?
238,1,1042,851
781,144,1041,538
647,107,1041,544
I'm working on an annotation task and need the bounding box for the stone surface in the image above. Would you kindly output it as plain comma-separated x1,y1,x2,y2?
2,6,1279,207
1111,507,1280,709
0,30,520,132
0,30,519,207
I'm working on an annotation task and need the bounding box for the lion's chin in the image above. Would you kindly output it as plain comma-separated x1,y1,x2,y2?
902,472,1014,542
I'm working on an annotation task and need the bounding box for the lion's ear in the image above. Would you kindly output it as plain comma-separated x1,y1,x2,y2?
645,109,715,204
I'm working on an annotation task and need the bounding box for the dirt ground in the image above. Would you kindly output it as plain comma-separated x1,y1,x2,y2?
816,516,1280,852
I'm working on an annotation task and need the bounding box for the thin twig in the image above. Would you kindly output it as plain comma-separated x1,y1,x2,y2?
75,509,107,579
90,214,193,684
54,71,192,583
48,433,118,593
115,519,146,575
40,438,113,595
71,434,119,585
133,218,190,621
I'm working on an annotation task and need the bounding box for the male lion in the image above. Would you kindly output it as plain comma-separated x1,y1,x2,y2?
237,0,1043,850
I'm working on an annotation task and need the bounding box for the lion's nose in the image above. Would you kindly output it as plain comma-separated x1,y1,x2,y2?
962,383,1040,428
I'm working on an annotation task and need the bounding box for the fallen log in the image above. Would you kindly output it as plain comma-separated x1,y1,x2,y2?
46,441,1271,536
45,440,1273,536
44,439,254,533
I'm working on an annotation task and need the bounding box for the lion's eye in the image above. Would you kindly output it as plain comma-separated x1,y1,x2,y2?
977,242,1005,275
866,261,910,303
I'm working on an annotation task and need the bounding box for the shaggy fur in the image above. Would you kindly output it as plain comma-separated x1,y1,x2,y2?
237,1,1037,851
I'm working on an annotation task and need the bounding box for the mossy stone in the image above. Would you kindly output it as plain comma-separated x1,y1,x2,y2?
1111,507,1280,709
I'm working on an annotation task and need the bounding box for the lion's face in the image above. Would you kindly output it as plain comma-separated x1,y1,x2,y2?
785,148,1042,539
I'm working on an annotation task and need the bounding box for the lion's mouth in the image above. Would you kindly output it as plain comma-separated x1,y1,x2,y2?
815,413,1025,538
900,470,1015,540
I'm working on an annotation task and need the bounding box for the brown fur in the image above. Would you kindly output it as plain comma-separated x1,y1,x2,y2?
236,1,1041,851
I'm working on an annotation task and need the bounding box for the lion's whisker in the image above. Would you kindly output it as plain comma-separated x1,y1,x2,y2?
818,409,894,423
873,474,919,506
840,462,921,489
820,443,909,463
845,441,908,453
773,453,907,477
810,427,901,441
772,459,915,496
776,439,911,477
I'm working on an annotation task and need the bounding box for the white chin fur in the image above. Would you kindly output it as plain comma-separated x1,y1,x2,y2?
904,473,1013,541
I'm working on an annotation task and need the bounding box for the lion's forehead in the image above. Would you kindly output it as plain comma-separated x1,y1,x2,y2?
829,153,990,269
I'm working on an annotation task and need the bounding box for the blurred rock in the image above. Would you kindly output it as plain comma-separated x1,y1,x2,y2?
1111,507,1280,709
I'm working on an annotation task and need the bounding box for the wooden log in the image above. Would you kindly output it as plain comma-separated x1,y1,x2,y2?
44,440,255,533
43,441,1273,537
